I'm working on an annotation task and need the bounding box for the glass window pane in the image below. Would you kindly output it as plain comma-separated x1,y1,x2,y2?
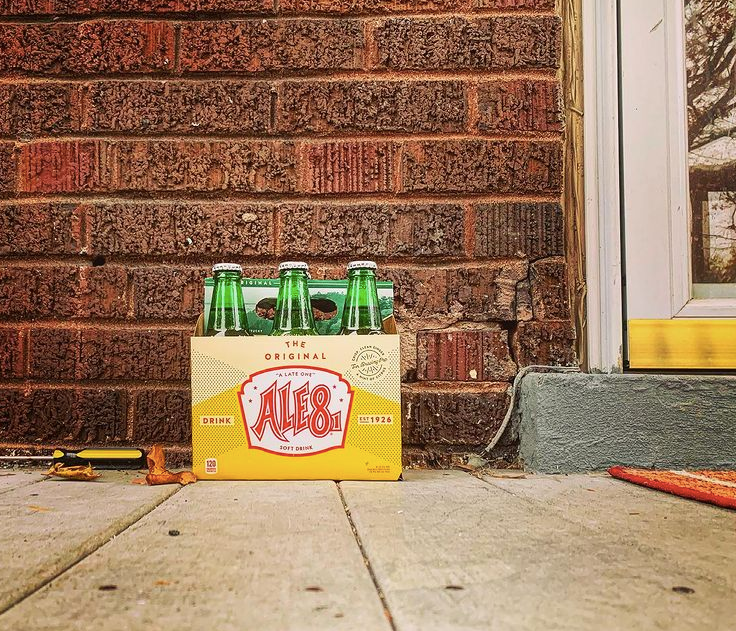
686,0,736,285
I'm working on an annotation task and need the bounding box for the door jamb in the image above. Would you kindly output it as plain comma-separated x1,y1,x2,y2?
582,0,625,373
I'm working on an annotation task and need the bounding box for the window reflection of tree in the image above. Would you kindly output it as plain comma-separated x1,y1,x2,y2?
686,0,736,282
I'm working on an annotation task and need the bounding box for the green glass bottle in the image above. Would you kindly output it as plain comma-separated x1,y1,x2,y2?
205,263,251,337
270,262,318,336
339,261,385,335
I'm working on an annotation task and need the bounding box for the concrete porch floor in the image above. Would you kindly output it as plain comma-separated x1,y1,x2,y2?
1,469,734,630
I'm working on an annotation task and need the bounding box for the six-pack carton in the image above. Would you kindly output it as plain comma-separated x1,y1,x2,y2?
191,278,402,480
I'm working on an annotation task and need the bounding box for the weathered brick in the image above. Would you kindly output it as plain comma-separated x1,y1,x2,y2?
384,261,527,321
130,263,270,320
402,446,456,469
19,141,108,193
0,22,175,75
0,267,78,319
0,142,16,191
0,83,79,136
380,268,447,319
183,0,270,9
402,386,510,445
477,81,562,133
157,446,192,468
0,389,25,442
0,329,24,378
19,140,297,194
0,387,125,443
278,203,464,257
385,267,436,320
474,203,563,259
512,320,577,367
30,328,190,380
376,16,560,71
445,263,528,321
29,328,79,379
87,203,274,256
530,257,569,320
277,81,466,134
0,266,127,320
81,81,271,134
401,140,562,194
279,0,467,13
81,329,190,380
133,389,191,443
0,203,82,255
43,388,125,442
179,20,364,73
114,141,296,193
300,141,396,194
401,446,519,469
131,267,208,320
515,278,533,321
396,206,467,257
473,0,555,9
78,266,129,319
0,0,270,14
417,327,516,381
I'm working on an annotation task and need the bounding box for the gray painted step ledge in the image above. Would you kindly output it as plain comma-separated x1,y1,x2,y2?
519,372,736,473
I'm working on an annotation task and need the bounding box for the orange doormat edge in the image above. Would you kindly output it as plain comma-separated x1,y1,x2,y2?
609,466,736,511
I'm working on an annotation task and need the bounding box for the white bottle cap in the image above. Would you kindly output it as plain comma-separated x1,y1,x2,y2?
279,261,310,271
212,263,243,273
347,260,377,271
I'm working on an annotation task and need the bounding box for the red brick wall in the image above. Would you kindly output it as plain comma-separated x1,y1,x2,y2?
0,0,575,467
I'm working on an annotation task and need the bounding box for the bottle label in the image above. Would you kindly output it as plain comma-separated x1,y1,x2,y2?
238,366,353,456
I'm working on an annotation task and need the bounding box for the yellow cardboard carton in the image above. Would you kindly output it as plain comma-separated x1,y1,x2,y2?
191,335,402,480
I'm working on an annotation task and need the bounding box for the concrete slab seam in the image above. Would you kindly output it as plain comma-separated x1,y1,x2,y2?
336,482,398,631
0,484,182,617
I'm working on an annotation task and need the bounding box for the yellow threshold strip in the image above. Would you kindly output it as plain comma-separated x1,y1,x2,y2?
628,319,736,370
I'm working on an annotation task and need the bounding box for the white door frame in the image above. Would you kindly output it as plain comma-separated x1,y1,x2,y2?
583,0,624,373
584,0,736,371
619,0,692,320
620,0,736,319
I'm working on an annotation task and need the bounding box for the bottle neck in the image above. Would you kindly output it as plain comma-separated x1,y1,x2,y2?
272,270,317,335
207,271,249,335
341,269,383,333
